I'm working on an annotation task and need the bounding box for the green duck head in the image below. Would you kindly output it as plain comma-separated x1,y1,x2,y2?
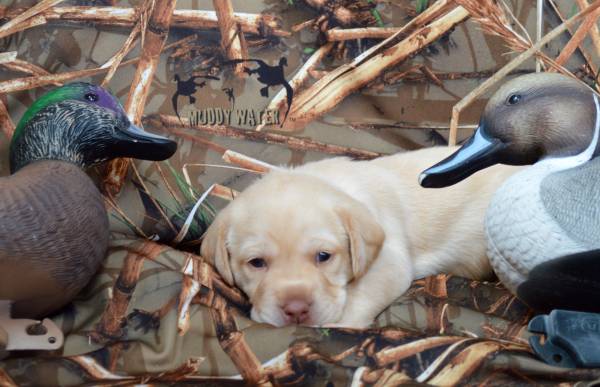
9,82,177,173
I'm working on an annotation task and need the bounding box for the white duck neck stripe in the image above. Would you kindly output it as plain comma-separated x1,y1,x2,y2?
538,93,600,170
578,93,600,162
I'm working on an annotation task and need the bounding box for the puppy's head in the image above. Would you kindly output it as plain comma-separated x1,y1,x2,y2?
201,171,385,326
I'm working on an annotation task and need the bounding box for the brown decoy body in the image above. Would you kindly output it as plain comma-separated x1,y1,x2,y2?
1,83,177,318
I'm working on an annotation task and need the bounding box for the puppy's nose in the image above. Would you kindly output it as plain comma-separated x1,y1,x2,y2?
282,300,311,324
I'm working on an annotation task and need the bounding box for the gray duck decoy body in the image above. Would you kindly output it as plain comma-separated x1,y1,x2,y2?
1,83,177,318
419,73,600,312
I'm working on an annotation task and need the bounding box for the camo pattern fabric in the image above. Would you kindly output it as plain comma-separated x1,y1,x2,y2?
2,236,600,386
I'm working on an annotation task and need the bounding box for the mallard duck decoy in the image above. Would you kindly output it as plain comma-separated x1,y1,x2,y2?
419,73,600,312
1,82,177,319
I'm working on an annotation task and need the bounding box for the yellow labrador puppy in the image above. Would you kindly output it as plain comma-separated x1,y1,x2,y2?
201,147,517,328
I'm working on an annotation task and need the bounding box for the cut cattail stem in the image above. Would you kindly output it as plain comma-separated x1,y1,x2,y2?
286,4,469,129
213,0,249,76
325,27,403,41
0,6,290,38
104,0,178,196
0,0,65,39
211,184,239,201
258,42,334,131
222,150,276,173
0,98,15,139
145,114,382,160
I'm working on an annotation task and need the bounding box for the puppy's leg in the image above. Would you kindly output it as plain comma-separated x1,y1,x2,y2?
336,242,413,328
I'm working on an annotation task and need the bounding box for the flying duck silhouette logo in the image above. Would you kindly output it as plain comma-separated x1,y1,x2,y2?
225,57,293,127
172,74,220,124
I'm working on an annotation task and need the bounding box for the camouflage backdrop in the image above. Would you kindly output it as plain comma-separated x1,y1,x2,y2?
2,236,600,386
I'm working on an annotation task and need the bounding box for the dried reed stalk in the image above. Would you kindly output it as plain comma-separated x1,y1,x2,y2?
419,65,443,86
576,0,600,57
291,18,315,33
456,0,573,73
426,341,521,385
166,127,229,153
177,269,200,335
0,368,17,387
390,68,532,84
424,274,448,298
0,51,54,79
0,6,289,37
0,0,65,39
127,0,177,125
180,252,264,384
0,14,46,38
104,0,178,197
0,33,196,93
370,368,412,386
553,5,600,68
536,0,543,72
548,0,596,79
373,336,465,367
0,99,15,139
454,0,531,53
447,1,600,145
222,150,276,173
3,59,55,77
154,162,184,207
187,257,249,310
0,51,16,64
213,0,248,76
0,66,110,94
211,184,239,200
303,0,354,26
158,357,205,382
92,242,165,343
104,195,148,238
286,3,468,128
258,42,334,131
145,114,382,159
308,68,328,80
209,305,271,386
67,354,203,383
0,36,217,93
325,27,403,41
131,163,177,234
101,22,141,87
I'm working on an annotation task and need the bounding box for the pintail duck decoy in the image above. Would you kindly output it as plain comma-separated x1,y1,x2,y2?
1,82,177,319
419,73,600,312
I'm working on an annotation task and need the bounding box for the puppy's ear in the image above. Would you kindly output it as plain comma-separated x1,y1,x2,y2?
336,202,385,279
201,209,235,285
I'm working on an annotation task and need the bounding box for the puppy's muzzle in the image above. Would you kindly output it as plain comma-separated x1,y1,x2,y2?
282,299,312,324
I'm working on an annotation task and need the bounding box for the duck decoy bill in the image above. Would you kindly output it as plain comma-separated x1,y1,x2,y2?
419,125,507,188
111,121,177,161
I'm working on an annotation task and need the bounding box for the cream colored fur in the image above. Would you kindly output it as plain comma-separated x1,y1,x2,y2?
201,147,518,328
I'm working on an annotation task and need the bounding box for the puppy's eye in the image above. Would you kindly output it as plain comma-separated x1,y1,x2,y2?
507,94,521,105
248,258,267,268
84,92,99,102
316,251,331,263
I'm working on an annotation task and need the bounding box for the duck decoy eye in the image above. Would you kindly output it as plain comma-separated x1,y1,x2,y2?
316,251,331,263
507,94,522,105
84,92,99,102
